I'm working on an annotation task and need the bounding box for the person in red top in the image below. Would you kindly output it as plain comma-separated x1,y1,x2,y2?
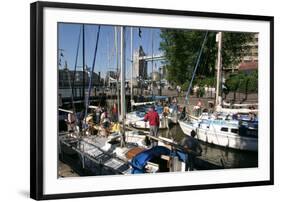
111,101,118,122
144,106,160,147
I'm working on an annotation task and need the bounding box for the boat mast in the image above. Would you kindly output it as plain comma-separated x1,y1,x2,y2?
70,26,82,114
84,26,101,124
151,29,154,97
215,32,223,107
82,24,85,105
114,27,120,120
120,26,126,147
130,27,134,111
184,31,208,105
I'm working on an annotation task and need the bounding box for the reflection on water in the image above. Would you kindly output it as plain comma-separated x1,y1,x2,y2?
159,124,258,168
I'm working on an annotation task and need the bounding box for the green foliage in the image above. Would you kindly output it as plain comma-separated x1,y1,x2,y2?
196,77,216,87
197,86,205,97
225,70,258,93
160,30,255,87
181,80,191,92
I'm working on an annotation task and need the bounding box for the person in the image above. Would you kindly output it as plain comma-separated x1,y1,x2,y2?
208,101,214,113
196,99,202,116
163,104,170,117
163,104,170,128
176,85,181,96
100,108,109,123
144,106,160,147
249,112,257,121
111,102,118,122
232,113,238,120
180,106,186,120
100,109,111,137
172,97,178,105
197,99,202,108
95,105,102,124
171,97,178,114
66,111,76,133
180,130,202,171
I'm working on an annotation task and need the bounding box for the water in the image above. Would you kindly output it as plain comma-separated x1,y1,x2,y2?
158,124,258,169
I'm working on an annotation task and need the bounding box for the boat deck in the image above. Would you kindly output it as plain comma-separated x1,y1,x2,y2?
59,135,132,175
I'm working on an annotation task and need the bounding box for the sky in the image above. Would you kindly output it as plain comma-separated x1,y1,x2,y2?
58,23,164,78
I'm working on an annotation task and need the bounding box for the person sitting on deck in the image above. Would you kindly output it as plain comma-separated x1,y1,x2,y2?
180,130,202,171
65,111,76,133
180,106,186,120
101,109,110,127
144,106,160,147
100,109,111,137
95,105,102,124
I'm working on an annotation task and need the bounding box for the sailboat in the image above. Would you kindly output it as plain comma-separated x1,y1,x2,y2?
59,26,187,176
178,32,258,152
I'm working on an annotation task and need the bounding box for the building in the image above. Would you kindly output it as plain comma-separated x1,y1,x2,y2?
105,70,118,87
159,65,168,78
238,33,258,73
58,68,101,88
58,67,102,98
242,33,258,63
222,33,258,73
133,46,148,79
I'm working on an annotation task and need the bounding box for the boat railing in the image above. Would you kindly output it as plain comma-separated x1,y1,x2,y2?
59,135,131,174
131,100,155,106
222,101,258,108
146,134,200,157
59,108,74,114
186,114,200,121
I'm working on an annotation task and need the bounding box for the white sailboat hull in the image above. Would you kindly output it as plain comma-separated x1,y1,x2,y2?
178,120,258,152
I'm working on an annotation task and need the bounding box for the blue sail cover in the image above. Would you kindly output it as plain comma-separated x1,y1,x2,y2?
130,146,186,174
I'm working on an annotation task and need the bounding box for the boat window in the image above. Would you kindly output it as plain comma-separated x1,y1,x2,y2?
221,127,228,132
230,128,238,134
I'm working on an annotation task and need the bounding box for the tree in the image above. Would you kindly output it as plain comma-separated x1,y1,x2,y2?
160,30,255,90
225,70,258,102
225,73,244,101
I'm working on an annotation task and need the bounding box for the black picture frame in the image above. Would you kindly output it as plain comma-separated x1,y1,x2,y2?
30,1,274,200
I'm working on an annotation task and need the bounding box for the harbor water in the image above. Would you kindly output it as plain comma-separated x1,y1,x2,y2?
159,124,258,168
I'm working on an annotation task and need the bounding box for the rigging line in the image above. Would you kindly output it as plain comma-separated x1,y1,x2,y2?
109,29,116,67
71,25,82,115
185,31,209,105
84,25,101,123
209,121,227,168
